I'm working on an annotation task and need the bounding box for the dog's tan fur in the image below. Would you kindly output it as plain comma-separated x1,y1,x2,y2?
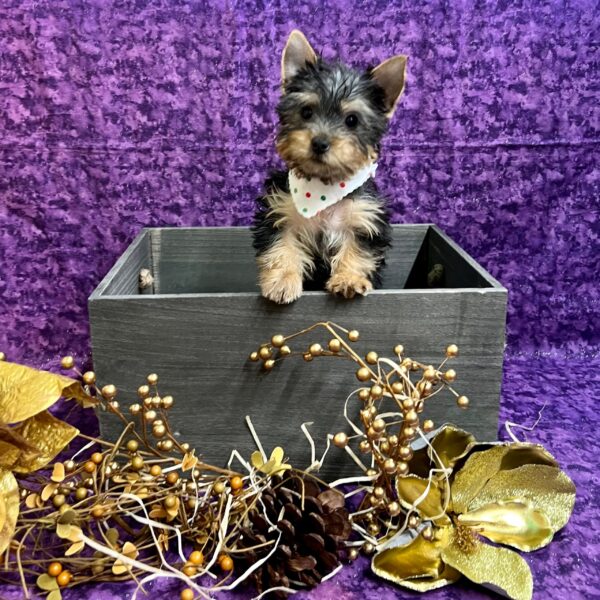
258,188,385,303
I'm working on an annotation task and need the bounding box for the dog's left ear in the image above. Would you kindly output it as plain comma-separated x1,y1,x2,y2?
370,55,408,117
282,30,317,85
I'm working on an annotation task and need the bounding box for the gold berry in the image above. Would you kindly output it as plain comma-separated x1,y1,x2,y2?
309,343,323,356
259,346,272,360
280,345,291,356
230,476,244,491
189,550,204,565
219,555,234,571
161,395,174,409
213,481,226,494
358,388,370,401
249,351,259,362
166,471,179,485
57,570,72,587
129,403,141,415
394,344,404,355
446,344,459,357
101,384,117,399
147,373,158,385
444,369,457,382
181,589,195,600
271,334,285,348
365,351,378,364
127,440,139,452
60,356,75,369
333,432,348,448
370,384,383,399
348,330,360,342
48,562,63,577
82,371,96,384
423,419,435,432
182,564,196,577
150,465,162,477
138,385,150,398
131,456,144,470
328,338,341,352
457,395,469,408
264,359,275,370
356,367,370,382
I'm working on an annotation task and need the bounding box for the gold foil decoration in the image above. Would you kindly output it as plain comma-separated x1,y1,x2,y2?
0,360,90,423
372,427,576,600
11,411,78,473
0,469,19,554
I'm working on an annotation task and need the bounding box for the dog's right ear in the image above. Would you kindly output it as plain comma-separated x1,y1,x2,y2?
282,30,317,85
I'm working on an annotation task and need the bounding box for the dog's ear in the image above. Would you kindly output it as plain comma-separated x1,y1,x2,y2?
282,30,317,85
370,55,408,117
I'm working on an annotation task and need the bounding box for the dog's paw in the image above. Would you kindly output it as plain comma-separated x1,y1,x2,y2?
326,272,373,299
260,270,303,304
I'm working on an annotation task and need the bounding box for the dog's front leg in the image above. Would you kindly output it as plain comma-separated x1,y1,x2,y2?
257,230,313,304
326,233,377,299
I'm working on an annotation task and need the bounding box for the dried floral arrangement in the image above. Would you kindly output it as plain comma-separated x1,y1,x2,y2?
0,322,575,600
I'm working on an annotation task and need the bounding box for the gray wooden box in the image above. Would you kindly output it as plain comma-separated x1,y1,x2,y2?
89,225,506,478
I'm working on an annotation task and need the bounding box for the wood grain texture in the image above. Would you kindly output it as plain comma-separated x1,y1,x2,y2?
89,225,507,478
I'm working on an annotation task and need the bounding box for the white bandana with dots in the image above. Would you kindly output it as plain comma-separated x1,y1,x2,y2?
289,162,378,218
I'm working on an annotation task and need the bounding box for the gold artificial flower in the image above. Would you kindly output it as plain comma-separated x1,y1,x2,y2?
372,426,576,600
251,446,292,476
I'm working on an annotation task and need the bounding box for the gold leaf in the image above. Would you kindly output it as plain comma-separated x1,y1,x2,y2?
12,412,79,473
0,361,89,424
451,445,558,514
106,528,120,548
48,590,63,600
65,540,85,556
56,523,82,543
396,475,450,525
441,535,533,600
459,500,553,551
41,482,59,502
467,464,576,532
37,573,59,591
0,470,19,554
0,424,41,468
112,541,139,574
0,440,21,470
372,525,453,586
429,425,476,470
149,506,167,519
51,462,66,483
25,493,43,509
182,451,198,472
393,563,462,592
251,446,292,476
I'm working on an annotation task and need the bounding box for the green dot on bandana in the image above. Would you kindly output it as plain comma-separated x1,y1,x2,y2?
293,188,298,193
302,207,307,212
320,195,326,201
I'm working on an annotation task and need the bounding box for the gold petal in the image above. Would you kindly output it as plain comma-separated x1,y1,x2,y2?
37,573,59,591
0,440,21,470
0,469,19,554
65,540,85,556
250,450,264,470
459,500,554,551
0,361,90,423
441,535,533,600
48,590,63,600
41,482,59,502
106,528,120,548
429,425,476,470
372,526,453,584
51,462,66,483
468,464,576,532
11,412,79,473
181,451,198,471
451,444,558,514
396,475,451,525
399,563,462,592
271,446,285,463
0,424,41,468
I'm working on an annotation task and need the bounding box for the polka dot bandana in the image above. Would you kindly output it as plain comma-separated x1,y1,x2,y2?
289,162,378,218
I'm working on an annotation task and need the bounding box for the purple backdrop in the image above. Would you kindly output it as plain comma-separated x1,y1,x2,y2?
0,1,598,599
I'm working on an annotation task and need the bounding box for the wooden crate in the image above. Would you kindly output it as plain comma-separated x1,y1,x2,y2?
89,225,506,478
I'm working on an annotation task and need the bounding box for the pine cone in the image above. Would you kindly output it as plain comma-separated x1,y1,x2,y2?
236,472,352,597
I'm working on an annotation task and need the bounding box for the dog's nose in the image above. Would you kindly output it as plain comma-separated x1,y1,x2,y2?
311,136,330,155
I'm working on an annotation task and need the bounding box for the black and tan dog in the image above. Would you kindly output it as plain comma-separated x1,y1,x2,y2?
253,30,407,304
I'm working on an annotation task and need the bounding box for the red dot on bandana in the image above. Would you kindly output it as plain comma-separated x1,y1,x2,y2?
306,192,311,198
340,182,346,188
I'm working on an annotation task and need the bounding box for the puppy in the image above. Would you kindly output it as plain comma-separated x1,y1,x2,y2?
253,30,407,304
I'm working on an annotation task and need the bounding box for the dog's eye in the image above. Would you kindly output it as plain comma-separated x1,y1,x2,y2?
300,106,313,120
345,113,359,128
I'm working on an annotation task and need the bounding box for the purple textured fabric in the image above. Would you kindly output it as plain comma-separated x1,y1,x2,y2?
0,1,598,599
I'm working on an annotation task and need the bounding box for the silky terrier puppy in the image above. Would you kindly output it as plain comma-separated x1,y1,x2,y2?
253,30,407,304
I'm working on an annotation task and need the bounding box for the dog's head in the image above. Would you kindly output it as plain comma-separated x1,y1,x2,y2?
276,30,407,183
